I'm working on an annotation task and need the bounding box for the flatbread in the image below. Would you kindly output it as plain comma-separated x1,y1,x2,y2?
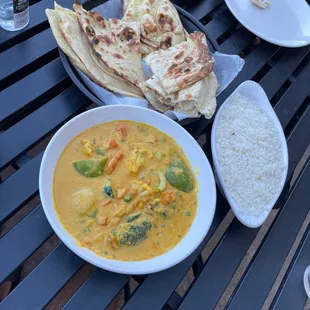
47,3,144,98
139,82,171,112
144,32,214,94
73,2,145,88
190,72,218,118
58,9,144,98
140,72,218,118
46,8,88,75
123,0,186,55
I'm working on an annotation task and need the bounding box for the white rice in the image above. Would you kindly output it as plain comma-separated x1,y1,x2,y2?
215,93,285,217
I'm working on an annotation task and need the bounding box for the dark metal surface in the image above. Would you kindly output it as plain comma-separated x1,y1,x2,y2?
63,270,129,309
272,225,310,310
1,0,310,309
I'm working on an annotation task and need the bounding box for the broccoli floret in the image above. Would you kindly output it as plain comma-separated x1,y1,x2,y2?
117,221,152,246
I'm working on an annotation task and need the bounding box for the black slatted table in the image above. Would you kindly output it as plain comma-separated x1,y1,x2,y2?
1,0,310,309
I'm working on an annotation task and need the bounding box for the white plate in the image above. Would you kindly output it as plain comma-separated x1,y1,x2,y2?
211,81,288,228
39,105,217,274
225,0,310,47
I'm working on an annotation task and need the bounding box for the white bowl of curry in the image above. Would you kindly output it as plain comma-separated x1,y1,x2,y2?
39,105,216,274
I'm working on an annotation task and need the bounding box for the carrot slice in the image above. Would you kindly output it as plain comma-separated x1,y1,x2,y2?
161,191,176,205
105,152,124,175
109,139,118,148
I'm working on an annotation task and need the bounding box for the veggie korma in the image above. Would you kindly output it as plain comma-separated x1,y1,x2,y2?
53,121,198,261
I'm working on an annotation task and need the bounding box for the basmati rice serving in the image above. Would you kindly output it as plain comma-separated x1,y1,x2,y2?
215,93,286,217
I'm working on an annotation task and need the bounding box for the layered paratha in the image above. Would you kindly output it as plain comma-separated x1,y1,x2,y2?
123,0,186,55
144,32,214,94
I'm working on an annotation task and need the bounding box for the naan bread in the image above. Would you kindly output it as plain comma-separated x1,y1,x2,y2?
144,32,214,94
73,2,145,89
47,3,143,98
46,8,88,75
140,72,218,118
59,9,144,98
139,82,171,112
123,0,186,55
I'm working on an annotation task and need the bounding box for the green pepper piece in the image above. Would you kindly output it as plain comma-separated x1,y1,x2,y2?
165,160,194,193
73,157,108,178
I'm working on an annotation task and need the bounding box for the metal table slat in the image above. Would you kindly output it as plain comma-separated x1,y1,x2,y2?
227,160,310,310
272,226,310,310
0,28,57,83
179,220,257,310
205,8,236,40
0,58,67,125
178,103,310,310
122,190,229,310
187,0,223,21
286,106,310,179
0,243,84,310
0,86,90,170
274,61,310,129
260,46,310,100
0,205,53,283
185,42,279,139
219,27,254,55
63,269,129,310
0,153,42,224
219,43,279,104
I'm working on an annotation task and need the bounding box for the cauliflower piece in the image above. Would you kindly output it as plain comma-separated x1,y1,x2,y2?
80,139,93,156
139,182,153,196
128,147,145,173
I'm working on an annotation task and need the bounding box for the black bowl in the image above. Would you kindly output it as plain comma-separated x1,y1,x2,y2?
59,3,219,122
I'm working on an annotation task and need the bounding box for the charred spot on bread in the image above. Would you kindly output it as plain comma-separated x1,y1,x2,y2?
159,35,172,49
85,25,95,36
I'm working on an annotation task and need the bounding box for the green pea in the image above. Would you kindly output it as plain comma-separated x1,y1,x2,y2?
123,194,132,203
184,210,191,216
73,157,108,177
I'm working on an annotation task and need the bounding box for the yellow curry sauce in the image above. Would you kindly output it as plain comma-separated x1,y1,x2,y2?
53,121,198,261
